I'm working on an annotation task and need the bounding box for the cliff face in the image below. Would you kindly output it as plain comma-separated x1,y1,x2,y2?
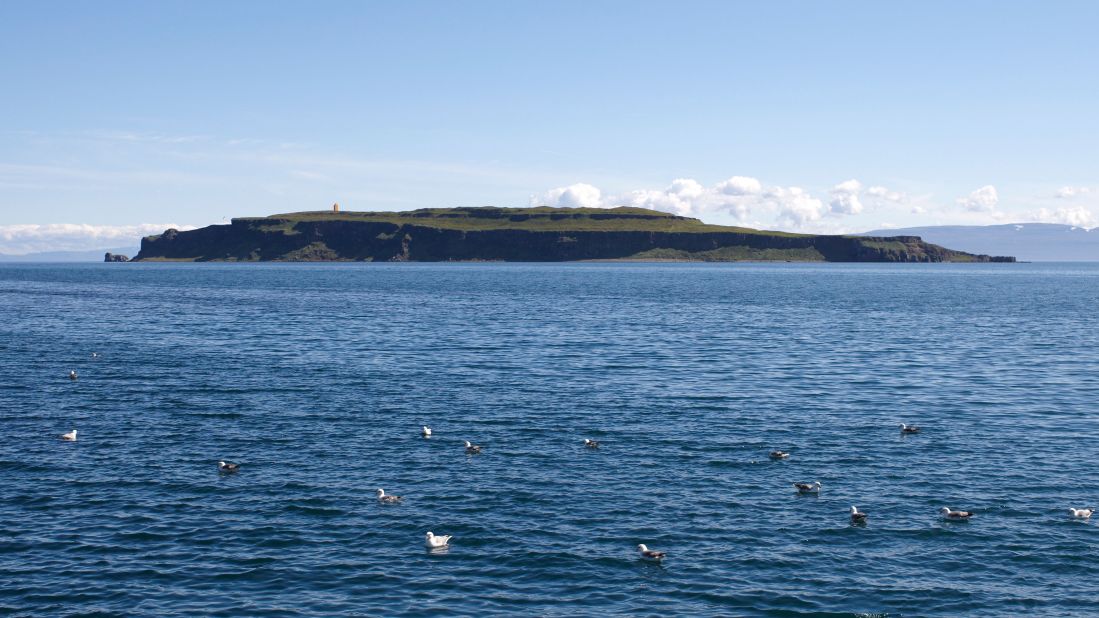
133,207,1015,263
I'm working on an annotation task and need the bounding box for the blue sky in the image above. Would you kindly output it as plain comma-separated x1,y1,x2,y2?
2,1,1098,252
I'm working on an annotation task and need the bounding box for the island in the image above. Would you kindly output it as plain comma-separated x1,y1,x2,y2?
133,206,1016,263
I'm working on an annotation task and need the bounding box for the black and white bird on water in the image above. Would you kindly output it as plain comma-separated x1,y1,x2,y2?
637,544,666,562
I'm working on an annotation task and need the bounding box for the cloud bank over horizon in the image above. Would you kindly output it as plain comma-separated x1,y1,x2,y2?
0,223,195,255
532,177,1099,233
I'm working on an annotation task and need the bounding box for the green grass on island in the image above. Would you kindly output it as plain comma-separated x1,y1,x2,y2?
233,206,812,236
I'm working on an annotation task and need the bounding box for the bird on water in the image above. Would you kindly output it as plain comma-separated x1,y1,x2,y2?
69,370,78,381
900,423,921,434
425,531,452,549
850,506,868,523
464,440,482,454
60,429,77,441
421,426,432,437
637,544,666,562
940,507,974,520
770,450,790,460
583,438,600,448
794,481,822,494
376,488,403,504
1069,507,1094,519
218,461,240,473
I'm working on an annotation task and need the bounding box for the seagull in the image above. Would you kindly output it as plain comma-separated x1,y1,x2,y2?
900,423,920,434
940,507,974,520
91,352,99,359
464,440,482,454
218,461,240,473
850,506,868,523
769,450,790,460
637,543,666,562
794,481,822,494
1069,508,1094,519
60,429,77,441
376,488,403,504
425,531,452,549
583,438,600,448
69,370,78,381
421,426,432,437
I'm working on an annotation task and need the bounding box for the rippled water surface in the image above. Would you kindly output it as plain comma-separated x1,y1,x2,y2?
2,262,1098,616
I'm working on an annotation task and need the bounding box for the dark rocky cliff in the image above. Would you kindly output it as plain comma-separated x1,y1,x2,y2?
133,208,1016,263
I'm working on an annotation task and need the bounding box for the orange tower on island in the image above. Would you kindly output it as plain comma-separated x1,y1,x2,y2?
332,202,340,213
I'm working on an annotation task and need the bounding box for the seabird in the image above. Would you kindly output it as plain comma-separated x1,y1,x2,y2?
464,440,482,454
376,488,403,504
421,426,432,437
794,481,822,494
1070,508,1094,519
583,438,600,448
218,461,240,473
60,429,77,441
900,423,920,434
769,450,790,460
850,506,868,523
69,370,78,381
425,531,452,549
637,544,666,562
940,507,974,520
91,352,99,358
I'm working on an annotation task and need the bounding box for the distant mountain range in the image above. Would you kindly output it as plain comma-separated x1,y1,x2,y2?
0,247,138,262
859,223,1098,261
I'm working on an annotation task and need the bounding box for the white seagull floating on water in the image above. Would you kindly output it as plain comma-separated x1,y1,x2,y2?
794,481,822,494
421,426,432,437
637,544,666,561
464,440,482,454
60,429,77,441
425,531,452,549
218,461,240,472
850,506,868,523
376,488,403,504
940,507,974,520
1069,508,1094,519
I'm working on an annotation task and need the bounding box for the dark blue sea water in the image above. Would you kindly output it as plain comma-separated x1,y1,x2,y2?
2,262,1098,617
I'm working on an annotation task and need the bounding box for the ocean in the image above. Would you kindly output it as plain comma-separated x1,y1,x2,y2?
1,262,1097,616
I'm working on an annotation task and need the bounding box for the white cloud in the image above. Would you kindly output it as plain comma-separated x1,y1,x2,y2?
767,186,826,225
957,185,999,212
1026,206,1097,228
534,175,849,230
866,185,906,202
829,179,864,215
715,175,762,196
621,178,711,217
534,183,604,209
0,223,195,255
1054,186,1091,199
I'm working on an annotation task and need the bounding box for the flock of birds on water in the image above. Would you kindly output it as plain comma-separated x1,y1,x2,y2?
61,359,1096,562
